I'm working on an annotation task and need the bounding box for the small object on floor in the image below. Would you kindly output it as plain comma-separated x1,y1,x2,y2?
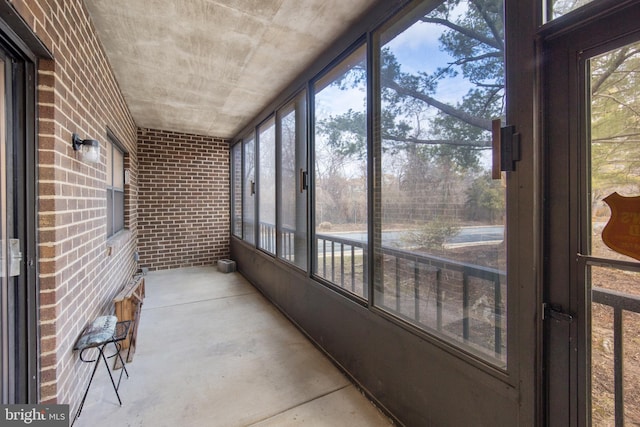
218,259,236,273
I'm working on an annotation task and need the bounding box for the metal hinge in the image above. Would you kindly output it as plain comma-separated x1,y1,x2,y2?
500,125,521,172
491,119,521,178
542,302,574,323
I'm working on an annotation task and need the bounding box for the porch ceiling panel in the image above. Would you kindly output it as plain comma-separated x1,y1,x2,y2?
84,0,378,138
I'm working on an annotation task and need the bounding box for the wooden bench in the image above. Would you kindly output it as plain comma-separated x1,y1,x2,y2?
113,274,145,367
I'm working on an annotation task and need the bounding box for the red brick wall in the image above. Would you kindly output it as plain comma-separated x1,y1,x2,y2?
10,0,138,412
138,128,230,271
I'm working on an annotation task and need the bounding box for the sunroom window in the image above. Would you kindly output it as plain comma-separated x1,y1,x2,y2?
373,0,507,366
312,43,368,299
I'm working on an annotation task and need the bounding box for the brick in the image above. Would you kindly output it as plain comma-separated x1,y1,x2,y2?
137,128,230,270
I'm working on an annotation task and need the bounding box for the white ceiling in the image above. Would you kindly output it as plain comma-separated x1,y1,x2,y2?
84,0,379,138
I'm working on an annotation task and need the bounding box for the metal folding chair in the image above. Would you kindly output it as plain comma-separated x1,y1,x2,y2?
73,316,131,421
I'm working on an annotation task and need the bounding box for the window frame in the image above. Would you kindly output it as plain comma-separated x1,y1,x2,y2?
276,90,309,271
310,37,369,303
242,132,256,245
231,141,243,239
106,129,126,238
368,0,510,370
257,115,277,255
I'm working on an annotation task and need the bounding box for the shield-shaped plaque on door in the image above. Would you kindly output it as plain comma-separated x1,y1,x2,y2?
602,192,640,261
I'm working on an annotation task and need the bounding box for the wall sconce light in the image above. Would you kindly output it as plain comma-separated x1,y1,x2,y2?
72,133,100,163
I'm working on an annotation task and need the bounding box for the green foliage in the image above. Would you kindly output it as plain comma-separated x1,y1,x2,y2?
317,109,367,159
402,217,461,250
590,43,640,201
465,172,505,223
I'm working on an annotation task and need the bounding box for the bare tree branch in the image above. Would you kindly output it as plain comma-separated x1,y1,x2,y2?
592,131,640,143
452,51,503,66
382,77,494,131
591,47,639,94
473,82,503,88
383,133,491,148
593,93,640,116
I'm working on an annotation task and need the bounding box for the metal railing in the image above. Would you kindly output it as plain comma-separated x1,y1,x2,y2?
258,222,276,253
316,233,368,298
377,245,505,358
256,222,506,359
315,232,505,360
592,286,640,427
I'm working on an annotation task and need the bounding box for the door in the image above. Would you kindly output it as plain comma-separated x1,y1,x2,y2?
0,42,36,404
0,47,13,405
544,2,640,426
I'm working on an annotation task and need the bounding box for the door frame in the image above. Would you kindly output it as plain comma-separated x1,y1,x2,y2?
0,1,51,403
0,35,36,404
540,1,640,425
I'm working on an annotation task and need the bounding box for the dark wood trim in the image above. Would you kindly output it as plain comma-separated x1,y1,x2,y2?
0,1,52,61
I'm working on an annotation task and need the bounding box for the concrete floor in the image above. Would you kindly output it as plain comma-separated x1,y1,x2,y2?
72,266,393,427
